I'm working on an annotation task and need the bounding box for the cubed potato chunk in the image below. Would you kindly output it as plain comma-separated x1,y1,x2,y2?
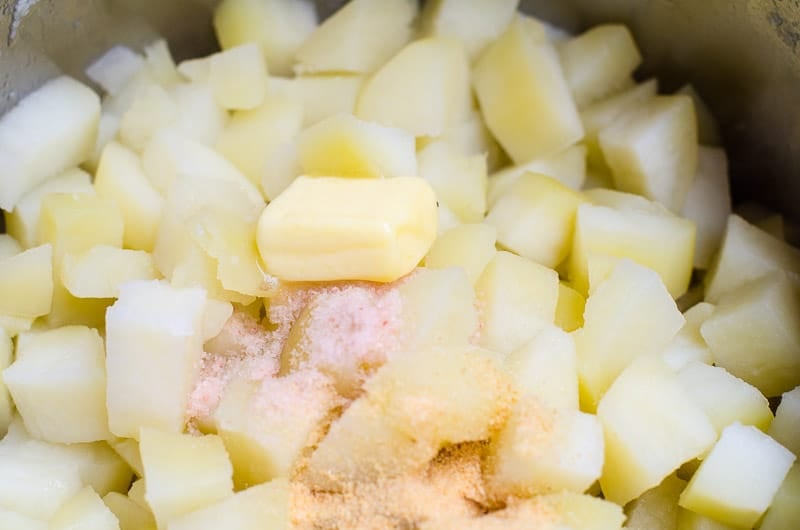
704,214,800,302
5,167,94,249
506,324,578,410
102,492,156,530
568,201,696,298
0,76,100,210
140,428,233,527
94,142,164,252
3,326,110,443
50,486,120,530
576,259,685,411
418,0,518,60
625,474,686,530
167,479,289,530
46,282,112,331
677,510,738,530
678,422,796,528
0,234,21,259
473,17,583,164
434,109,506,172
677,84,722,146
213,0,317,76
598,355,717,505
558,25,642,108
700,272,800,397
208,43,267,110
488,398,604,497
599,95,698,212
759,463,800,530
475,251,560,354
662,302,715,371
169,82,228,147
356,37,471,137
418,141,487,223
142,39,182,86
486,172,587,268
769,386,800,457
86,45,144,95
106,281,207,438
215,94,303,194
214,372,340,488
677,361,773,434
39,193,124,261
267,74,363,127
682,147,731,269
0,452,82,520
555,282,585,333
0,244,53,319
294,0,415,75
0,508,47,530
107,438,143,478
118,82,178,152
61,246,158,298
297,114,416,179
425,223,497,285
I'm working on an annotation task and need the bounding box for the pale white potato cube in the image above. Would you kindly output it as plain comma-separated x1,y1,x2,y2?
679,422,796,528
662,302,715,371
142,39,182,86
140,428,233,527
0,234,21,259
294,0,414,75
102,492,156,530
50,486,120,530
418,141,487,222
598,354,717,505
38,193,123,262
0,244,53,319
0,76,100,210
437,203,461,235
106,281,207,438
356,37,471,138
625,474,687,530
267,74,363,127
4,325,109,443
61,246,158,298
0,508,47,530
5,167,93,249
202,299,234,342
769,386,800,457
87,45,145,95
425,223,497,285
473,16,583,163
214,0,317,76
107,437,143,478
209,44,267,110
118,82,178,152
555,282,585,333
759,462,800,530
0,453,82,520
676,510,738,530
476,251,559,354
169,82,228,146
433,109,506,172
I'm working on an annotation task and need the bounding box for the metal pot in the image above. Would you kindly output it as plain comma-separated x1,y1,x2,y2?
0,0,797,219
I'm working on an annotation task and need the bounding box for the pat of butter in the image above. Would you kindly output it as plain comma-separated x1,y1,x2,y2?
257,176,438,282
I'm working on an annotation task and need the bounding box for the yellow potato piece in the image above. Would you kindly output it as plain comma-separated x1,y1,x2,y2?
256,176,437,282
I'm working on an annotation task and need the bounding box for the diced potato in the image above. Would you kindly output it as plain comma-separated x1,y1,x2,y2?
39,193,124,261
86,112,121,172
297,114,416,178
5,167,94,249
576,259,685,411
486,172,587,268
87,45,144,95
267,74,363,127
61,246,158,298
677,84,722,146
142,39,182,86
356,37,471,138
294,0,415,75
568,201,696,298
677,362,773,434
0,244,53,319
625,474,686,530
214,372,339,488
103,492,156,530
599,95,698,212
704,214,800,302
700,272,800,397
140,428,233,528
170,241,255,306
202,300,234,343
206,43,267,110
46,282,112,331
257,176,437,283
0,508,47,530
662,302,715,370
558,25,642,108
488,144,587,206
0,76,100,211
215,94,303,194
437,203,462,235
127,479,148,511
433,110,506,172
94,142,164,252
598,355,717,505
682,147,731,269
676,509,738,530
0,452,82,520
484,492,625,530
167,479,289,530
105,281,207,438
488,398,604,497
4,326,109,443
418,141,487,222
506,324,578,410
555,282,585,333
475,251,560,354
678,422,796,528
425,223,497,284
0,329,13,436
118,82,178,152
0,316,34,338
769,386,800,457
50,486,120,530
473,17,583,163
418,0,518,60
0,234,21,260
108,438,143,478
169,82,228,146
213,0,317,76
759,463,800,530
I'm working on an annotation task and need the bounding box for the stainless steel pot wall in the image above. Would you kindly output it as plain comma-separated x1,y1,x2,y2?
0,0,797,219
